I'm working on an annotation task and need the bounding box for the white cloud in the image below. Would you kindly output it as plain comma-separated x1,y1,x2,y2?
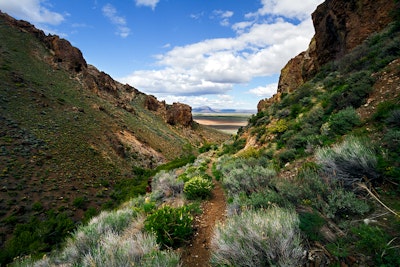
246,0,324,20
135,0,159,10
212,10,234,26
119,0,323,108
0,0,64,25
249,83,278,98
102,4,131,38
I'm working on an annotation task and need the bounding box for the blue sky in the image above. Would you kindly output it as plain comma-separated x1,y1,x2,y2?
0,0,324,110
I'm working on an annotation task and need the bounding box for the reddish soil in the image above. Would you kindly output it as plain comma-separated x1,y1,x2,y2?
181,180,226,267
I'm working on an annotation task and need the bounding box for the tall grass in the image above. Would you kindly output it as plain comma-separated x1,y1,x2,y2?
210,207,303,266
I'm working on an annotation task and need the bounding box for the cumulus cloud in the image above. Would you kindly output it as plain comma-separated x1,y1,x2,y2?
119,0,324,108
0,0,64,25
249,83,278,98
246,0,324,20
102,4,130,38
121,18,314,94
135,0,159,10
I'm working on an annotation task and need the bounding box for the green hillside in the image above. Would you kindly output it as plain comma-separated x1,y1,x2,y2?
0,13,228,264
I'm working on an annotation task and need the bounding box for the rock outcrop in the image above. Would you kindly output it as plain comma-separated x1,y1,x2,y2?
265,0,397,102
0,11,194,128
0,11,87,73
166,102,193,127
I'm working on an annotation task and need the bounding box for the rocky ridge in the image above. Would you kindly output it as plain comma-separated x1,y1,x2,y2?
258,0,397,111
0,11,193,127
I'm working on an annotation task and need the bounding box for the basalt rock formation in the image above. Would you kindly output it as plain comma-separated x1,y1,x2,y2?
259,0,397,111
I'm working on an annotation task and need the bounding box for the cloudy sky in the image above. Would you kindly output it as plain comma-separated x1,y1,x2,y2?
0,0,324,110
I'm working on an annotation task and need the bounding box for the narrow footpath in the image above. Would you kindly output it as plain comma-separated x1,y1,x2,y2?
181,168,226,267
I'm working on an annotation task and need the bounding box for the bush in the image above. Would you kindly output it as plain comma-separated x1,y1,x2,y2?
151,171,184,201
315,136,378,189
144,205,193,248
210,207,303,266
221,161,276,196
327,107,361,136
324,188,370,219
385,109,400,128
299,212,325,241
0,211,75,265
184,176,214,200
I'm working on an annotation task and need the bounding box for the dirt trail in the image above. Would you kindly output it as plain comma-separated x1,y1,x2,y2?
181,163,226,267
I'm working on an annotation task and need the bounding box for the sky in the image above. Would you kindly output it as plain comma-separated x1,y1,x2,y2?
0,0,324,110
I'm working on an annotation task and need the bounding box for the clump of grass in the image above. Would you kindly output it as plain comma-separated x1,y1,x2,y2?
210,207,303,267
315,136,378,190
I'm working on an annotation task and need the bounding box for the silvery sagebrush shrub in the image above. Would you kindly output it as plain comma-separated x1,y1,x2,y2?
210,206,303,267
222,164,276,196
151,170,184,200
315,136,378,190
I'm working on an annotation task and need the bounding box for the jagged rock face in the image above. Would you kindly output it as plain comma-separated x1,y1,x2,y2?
1,11,87,73
166,102,193,127
274,0,395,97
47,36,87,73
277,38,318,94
312,0,396,67
145,95,165,111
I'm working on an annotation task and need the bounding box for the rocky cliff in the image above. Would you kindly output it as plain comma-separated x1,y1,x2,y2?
0,11,193,127
258,0,397,111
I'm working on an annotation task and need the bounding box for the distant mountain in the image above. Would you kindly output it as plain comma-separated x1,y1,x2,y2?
193,106,256,114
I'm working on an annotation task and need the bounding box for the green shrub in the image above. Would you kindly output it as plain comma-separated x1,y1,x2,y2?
277,149,297,165
73,196,88,209
327,107,361,136
385,109,400,128
228,189,289,214
299,211,325,241
211,162,222,181
210,207,303,266
144,205,193,248
221,161,276,196
183,176,214,200
324,188,370,219
0,211,75,265
315,136,378,189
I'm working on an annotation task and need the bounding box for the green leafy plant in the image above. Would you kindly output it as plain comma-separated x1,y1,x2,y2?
324,188,370,219
327,107,361,136
184,176,214,200
144,205,193,248
299,211,326,241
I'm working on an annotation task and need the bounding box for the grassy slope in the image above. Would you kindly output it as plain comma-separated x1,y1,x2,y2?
0,15,228,263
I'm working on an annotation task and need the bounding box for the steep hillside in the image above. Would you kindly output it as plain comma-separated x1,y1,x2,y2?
0,11,228,263
227,0,400,265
